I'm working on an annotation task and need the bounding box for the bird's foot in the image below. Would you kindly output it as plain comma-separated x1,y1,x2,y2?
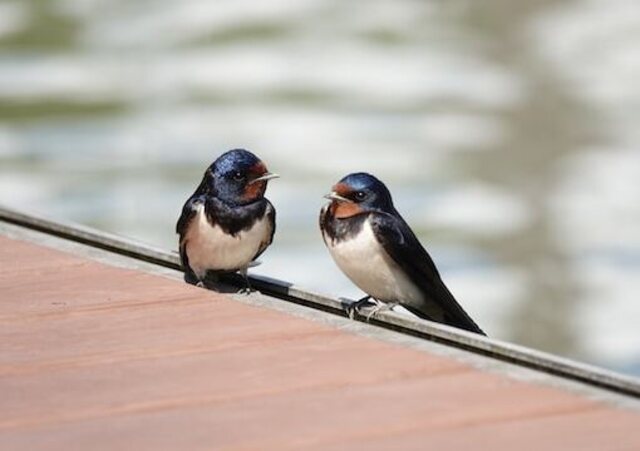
195,281,205,288
346,296,374,320
236,268,254,295
236,286,255,295
365,301,398,321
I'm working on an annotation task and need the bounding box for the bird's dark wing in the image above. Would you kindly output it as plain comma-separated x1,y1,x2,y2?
176,174,207,232
176,175,209,237
176,194,205,283
369,212,485,335
176,196,199,236
252,200,276,262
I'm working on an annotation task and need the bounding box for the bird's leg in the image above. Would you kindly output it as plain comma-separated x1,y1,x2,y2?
236,267,254,295
346,296,374,320
196,280,205,288
365,300,399,321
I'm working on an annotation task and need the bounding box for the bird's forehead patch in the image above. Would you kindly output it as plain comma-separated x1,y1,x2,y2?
333,182,354,196
249,161,268,175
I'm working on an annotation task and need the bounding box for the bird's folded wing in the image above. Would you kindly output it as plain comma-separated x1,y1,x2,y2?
252,200,276,262
369,212,485,335
176,197,201,236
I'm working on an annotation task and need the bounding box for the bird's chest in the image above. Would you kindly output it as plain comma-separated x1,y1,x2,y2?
185,206,269,276
325,221,423,305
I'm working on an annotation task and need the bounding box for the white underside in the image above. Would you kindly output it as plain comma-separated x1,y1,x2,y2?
184,204,271,279
323,218,424,307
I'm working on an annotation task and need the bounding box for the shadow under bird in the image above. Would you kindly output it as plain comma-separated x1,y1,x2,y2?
320,172,485,335
176,149,278,289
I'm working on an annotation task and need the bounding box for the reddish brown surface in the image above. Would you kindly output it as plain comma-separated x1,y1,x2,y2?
0,235,639,450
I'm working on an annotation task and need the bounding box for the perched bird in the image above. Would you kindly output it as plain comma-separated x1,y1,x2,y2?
176,149,278,289
320,172,485,335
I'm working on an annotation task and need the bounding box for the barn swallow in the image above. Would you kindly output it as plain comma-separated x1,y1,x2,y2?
176,149,278,289
320,172,485,335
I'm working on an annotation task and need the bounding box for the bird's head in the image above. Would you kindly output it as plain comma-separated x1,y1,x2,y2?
324,172,394,219
205,149,278,205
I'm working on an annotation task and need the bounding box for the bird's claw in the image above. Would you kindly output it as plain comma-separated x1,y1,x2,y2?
346,296,374,320
347,304,360,320
235,268,255,295
364,302,398,322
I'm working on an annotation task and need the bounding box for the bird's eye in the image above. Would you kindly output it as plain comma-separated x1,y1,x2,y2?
355,191,366,200
232,171,244,180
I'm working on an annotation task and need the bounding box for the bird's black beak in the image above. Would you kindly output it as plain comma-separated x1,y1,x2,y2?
250,172,280,184
323,192,352,203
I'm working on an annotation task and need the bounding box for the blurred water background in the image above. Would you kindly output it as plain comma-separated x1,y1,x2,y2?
0,0,639,375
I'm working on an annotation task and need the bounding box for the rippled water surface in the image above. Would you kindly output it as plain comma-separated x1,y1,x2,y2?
1,0,639,375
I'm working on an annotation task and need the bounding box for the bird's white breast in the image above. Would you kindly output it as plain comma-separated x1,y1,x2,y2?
324,219,424,307
185,204,270,279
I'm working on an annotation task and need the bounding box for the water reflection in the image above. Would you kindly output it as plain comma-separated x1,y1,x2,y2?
454,0,602,357
0,0,639,375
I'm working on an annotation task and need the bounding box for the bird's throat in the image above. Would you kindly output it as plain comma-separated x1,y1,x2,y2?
332,201,362,219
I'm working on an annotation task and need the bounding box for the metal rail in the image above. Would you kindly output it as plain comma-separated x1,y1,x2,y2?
1,205,639,399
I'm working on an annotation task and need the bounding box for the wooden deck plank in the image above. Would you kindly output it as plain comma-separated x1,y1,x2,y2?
1,235,639,450
314,408,640,451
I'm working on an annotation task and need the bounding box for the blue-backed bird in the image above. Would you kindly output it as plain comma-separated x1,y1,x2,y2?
319,172,485,335
176,149,278,289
